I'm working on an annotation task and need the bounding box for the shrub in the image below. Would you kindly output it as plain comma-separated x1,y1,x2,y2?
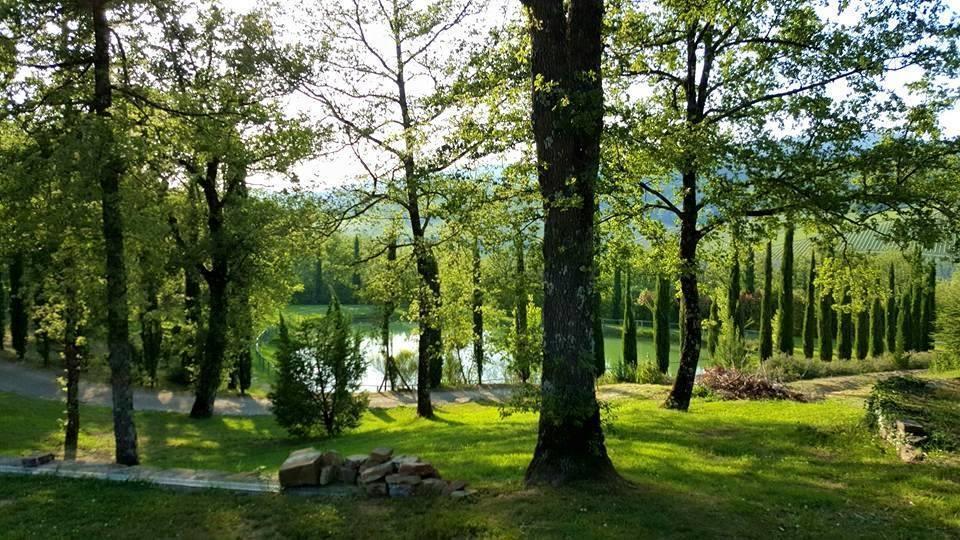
759,352,931,383
635,361,672,385
697,367,805,401
269,302,368,438
715,315,749,369
930,351,960,372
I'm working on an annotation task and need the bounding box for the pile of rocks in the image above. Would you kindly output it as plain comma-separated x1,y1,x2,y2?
278,447,473,498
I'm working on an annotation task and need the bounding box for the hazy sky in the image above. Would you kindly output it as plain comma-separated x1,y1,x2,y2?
218,0,960,191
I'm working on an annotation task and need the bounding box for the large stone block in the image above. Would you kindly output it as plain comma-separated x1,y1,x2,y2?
322,451,344,467
368,447,394,464
364,481,388,497
345,455,368,470
319,465,337,486
278,449,323,488
359,461,394,484
21,453,54,468
338,466,357,485
388,484,414,497
398,462,438,478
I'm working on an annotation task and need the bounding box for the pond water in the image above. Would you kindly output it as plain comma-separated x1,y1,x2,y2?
265,306,715,390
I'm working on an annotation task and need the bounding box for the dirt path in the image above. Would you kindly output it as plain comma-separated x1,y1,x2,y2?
0,357,925,415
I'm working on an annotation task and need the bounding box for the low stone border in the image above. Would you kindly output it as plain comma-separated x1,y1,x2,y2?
0,455,280,494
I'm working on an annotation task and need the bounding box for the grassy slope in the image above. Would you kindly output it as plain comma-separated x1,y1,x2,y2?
1,373,959,539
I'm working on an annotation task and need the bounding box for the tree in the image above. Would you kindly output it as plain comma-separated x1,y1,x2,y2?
802,253,816,359
925,263,936,350
351,235,362,303
759,242,774,361
855,309,869,360
611,267,623,319
838,289,853,360
896,292,912,355
819,284,834,362
654,275,672,373
621,270,637,369
743,246,756,294
9,253,26,359
727,248,741,333
885,265,898,353
911,282,925,351
869,296,884,358
522,0,617,485
301,0,508,416
472,238,484,384
0,270,5,351
777,226,795,355
606,0,960,411
706,299,720,357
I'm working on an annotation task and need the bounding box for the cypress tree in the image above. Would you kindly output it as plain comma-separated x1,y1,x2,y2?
837,288,853,360
896,292,911,354
776,226,795,355
885,265,897,353
9,254,27,360
911,283,923,349
621,270,637,369
819,287,834,362
925,263,936,350
707,299,720,357
611,267,622,320
728,251,741,332
869,296,884,358
759,242,774,361
855,309,869,360
743,245,756,294
802,253,817,359
654,275,671,373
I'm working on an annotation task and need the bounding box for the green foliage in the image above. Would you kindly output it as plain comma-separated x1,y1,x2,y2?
715,315,748,370
776,226,794,355
896,291,912,355
610,267,622,320
869,297,885,358
935,274,960,365
706,300,720,357
854,310,869,361
727,249,741,332
269,303,368,438
759,242,774,361
762,352,932,383
885,265,898,354
743,246,756,294
653,276,671,373
8,254,26,359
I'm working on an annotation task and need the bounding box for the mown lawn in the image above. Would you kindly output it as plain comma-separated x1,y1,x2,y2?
1,376,958,539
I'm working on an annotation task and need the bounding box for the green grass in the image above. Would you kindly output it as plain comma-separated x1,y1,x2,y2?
1,373,959,539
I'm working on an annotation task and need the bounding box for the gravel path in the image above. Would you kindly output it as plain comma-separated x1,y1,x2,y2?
0,360,515,414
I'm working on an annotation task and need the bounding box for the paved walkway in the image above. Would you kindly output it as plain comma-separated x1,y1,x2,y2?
0,360,515,414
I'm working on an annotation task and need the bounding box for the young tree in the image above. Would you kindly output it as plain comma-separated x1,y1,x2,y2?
802,253,816,359
727,248,741,333
896,292,912,355
777,226,795,355
925,263,936,350
472,238,485,384
522,0,617,485
654,275,672,373
869,296,884,358
621,270,637,369
706,299,720,357
759,242,774,361
885,265,898,353
911,282,925,350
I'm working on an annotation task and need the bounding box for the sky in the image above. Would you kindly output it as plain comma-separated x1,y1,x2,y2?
218,0,960,192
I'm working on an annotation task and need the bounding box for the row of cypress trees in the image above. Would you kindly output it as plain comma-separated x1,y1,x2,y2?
728,228,937,361
617,268,672,374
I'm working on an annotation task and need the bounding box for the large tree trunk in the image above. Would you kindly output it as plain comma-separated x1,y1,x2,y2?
190,160,229,418
9,253,27,359
664,171,702,411
92,0,138,465
414,244,441,415
63,289,80,461
523,0,617,486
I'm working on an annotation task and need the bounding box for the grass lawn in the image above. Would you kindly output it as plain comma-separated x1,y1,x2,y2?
1,372,959,539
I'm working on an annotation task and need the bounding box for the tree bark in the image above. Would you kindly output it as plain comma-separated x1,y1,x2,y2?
523,0,617,486
91,0,138,465
665,176,702,411
190,160,229,418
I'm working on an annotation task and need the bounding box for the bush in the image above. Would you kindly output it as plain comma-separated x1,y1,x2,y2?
697,367,806,401
930,351,960,372
759,351,932,383
715,315,749,369
269,302,368,438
